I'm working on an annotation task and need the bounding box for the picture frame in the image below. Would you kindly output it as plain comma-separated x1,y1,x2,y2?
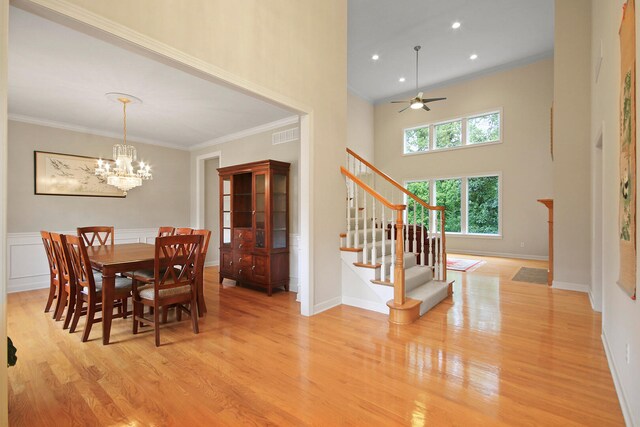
34,151,126,198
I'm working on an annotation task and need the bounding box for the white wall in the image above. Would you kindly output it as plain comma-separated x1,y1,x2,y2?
348,90,374,162
204,157,219,265
0,0,7,424
553,1,592,292
374,58,554,259
191,123,301,290
591,0,640,425
7,120,190,232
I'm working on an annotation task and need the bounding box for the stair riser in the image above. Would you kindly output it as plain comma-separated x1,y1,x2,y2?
404,267,434,293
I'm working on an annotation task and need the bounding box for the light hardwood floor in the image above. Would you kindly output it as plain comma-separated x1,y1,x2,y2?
8,256,624,426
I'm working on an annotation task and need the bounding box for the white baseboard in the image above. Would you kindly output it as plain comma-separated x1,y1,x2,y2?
204,260,219,268
552,280,589,293
342,296,388,314
602,331,633,427
313,297,342,314
449,249,548,261
8,278,50,294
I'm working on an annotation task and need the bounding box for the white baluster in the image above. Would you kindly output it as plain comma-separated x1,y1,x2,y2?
421,205,425,266
428,210,434,268
355,178,360,249
413,203,417,255
390,207,395,283
363,176,368,264
346,179,352,248
371,196,377,265
381,203,386,281
404,223,409,254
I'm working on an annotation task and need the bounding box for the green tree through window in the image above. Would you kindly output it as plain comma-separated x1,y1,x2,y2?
468,112,500,144
435,179,461,232
406,181,429,227
468,176,499,234
435,120,462,149
404,127,429,153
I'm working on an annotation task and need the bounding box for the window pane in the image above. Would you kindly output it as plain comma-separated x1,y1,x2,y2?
406,181,430,228
435,120,462,149
468,112,500,144
404,126,429,153
468,176,499,234
435,179,461,232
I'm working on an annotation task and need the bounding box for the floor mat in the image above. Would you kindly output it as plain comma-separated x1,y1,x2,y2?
512,267,548,285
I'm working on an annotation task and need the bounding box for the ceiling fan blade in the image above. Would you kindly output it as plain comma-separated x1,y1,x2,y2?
422,105,431,112
417,92,423,99
398,105,411,113
390,100,410,103
421,97,447,103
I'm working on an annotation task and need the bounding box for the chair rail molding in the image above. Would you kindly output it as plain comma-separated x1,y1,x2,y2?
7,228,158,293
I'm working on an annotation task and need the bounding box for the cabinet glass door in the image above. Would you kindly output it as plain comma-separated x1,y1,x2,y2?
254,173,266,249
222,177,231,244
272,173,287,249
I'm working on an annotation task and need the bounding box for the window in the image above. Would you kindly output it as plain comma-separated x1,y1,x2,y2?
405,174,501,236
435,120,462,149
404,126,429,153
402,109,501,154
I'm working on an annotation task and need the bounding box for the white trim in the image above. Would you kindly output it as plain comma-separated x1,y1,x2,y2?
588,289,597,311
195,151,222,229
313,296,342,314
342,296,388,315
299,114,313,315
551,280,589,293
190,116,299,151
602,331,633,427
204,259,220,268
450,249,548,261
8,113,188,151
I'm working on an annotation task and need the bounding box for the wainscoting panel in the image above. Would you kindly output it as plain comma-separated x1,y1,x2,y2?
7,229,157,293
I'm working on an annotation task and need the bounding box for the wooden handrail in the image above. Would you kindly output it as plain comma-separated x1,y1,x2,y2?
346,148,444,212
340,167,406,211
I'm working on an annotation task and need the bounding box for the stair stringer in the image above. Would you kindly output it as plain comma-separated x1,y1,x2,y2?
340,251,392,314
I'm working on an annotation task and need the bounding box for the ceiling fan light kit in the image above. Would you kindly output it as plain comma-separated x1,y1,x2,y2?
391,45,447,113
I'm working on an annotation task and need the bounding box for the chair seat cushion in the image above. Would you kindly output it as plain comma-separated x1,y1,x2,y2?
125,267,181,283
137,283,191,300
83,276,132,295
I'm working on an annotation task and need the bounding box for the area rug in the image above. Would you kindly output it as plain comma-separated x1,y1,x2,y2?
446,257,484,272
512,267,548,285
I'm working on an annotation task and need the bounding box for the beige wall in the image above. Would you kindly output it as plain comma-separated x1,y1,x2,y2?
553,1,592,288
374,58,554,259
7,120,190,232
0,1,7,425
204,157,219,265
591,0,639,424
348,91,374,162
37,0,348,312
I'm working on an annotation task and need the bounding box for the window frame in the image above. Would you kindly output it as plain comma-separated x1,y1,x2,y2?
402,108,503,156
403,172,502,238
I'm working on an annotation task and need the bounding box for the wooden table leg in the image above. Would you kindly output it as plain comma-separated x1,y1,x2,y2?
102,267,116,345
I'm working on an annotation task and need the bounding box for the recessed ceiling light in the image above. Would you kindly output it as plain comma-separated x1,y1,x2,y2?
372,54,379,61
452,22,461,29
399,77,406,82
470,54,478,60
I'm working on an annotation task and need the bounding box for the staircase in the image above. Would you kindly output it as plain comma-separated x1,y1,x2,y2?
340,149,453,324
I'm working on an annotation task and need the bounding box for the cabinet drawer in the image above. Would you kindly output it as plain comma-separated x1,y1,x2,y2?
234,254,253,279
234,229,253,250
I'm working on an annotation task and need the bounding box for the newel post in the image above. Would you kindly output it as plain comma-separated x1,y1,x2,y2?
394,209,405,305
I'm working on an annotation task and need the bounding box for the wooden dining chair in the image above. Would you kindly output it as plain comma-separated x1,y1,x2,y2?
192,229,212,317
158,226,175,237
64,234,132,342
50,233,77,329
77,226,115,247
41,231,61,316
175,227,194,236
132,234,202,347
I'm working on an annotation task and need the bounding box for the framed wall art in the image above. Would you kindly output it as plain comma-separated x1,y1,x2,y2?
34,151,125,198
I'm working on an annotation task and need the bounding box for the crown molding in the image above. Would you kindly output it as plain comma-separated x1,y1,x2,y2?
189,115,299,151
8,113,189,151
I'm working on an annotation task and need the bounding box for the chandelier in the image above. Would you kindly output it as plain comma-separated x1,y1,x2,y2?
95,93,152,195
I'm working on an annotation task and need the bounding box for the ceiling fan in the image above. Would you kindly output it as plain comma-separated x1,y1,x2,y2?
391,45,446,113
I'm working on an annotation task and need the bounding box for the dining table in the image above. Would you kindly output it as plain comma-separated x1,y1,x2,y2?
87,243,155,345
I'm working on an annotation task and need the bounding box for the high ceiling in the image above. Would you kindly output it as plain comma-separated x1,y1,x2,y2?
8,7,295,150
348,0,554,102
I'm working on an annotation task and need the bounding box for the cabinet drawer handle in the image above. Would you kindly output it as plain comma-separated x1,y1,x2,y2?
252,265,255,270
239,269,242,275
239,258,242,263
239,233,243,238
230,261,233,265
239,243,243,248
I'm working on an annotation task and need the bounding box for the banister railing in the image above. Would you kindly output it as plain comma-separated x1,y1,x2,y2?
343,148,447,283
